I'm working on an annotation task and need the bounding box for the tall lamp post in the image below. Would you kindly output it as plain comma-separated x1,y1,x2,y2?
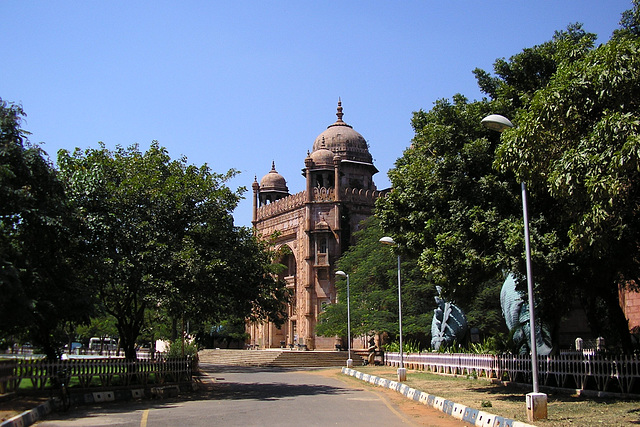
335,270,352,368
481,114,547,421
379,236,406,382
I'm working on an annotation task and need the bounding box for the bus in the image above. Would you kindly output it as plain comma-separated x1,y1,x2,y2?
88,337,118,352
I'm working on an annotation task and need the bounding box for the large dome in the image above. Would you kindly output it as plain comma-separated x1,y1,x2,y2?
260,161,288,193
312,101,373,164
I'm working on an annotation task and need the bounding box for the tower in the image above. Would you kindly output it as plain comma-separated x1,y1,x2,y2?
249,100,386,350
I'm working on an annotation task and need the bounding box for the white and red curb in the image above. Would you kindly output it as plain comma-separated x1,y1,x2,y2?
342,367,536,427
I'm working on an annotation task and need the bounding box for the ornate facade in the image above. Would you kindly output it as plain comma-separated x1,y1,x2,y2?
247,101,387,350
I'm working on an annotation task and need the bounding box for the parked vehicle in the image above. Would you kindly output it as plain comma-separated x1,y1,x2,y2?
88,337,117,351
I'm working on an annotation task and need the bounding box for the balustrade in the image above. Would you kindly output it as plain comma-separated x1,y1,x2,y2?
384,352,640,394
0,356,192,393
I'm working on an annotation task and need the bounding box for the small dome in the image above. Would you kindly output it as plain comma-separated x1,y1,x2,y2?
316,218,329,230
312,100,372,164
260,161,289,193
309,147,335,168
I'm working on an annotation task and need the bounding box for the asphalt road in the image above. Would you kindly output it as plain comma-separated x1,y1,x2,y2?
36,365,463,426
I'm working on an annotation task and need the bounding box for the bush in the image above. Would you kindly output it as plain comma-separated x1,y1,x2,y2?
167,339,197,356
383,339,422,353
167,340,199,374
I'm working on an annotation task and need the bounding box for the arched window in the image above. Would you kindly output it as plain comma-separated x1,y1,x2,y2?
319,236,327,253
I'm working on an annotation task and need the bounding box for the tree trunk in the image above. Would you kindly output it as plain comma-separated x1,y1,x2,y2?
170,317,178,341
117,321,140,360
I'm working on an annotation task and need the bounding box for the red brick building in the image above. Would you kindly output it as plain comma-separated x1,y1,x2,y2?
247,101,386,350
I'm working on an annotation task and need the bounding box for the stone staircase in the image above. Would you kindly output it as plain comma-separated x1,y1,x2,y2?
199,349,363,368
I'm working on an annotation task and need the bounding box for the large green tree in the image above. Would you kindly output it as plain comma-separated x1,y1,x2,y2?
317,216,436,348
377,25,600,349
496,13,640,350
376,96,513,338
58,143,289,358
0,99,92,359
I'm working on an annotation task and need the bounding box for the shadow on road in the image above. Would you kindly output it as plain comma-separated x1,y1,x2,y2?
208,381,352,401
39,365,357,424
200,364,354,401
198,363,331,373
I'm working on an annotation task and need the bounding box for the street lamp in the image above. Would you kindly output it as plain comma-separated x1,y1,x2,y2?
482,114,547,421
379,236,406,382
335,270,352,368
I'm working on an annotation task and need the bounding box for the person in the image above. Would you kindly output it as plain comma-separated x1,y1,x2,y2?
367,337,376,366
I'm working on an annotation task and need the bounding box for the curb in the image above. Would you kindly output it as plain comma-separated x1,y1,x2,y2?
341,368,536,427
0,384,195,427
1,400,53,427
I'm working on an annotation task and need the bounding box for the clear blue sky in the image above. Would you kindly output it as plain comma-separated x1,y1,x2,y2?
2,1,631,227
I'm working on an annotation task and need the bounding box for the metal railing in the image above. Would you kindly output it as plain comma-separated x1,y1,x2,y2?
0,356,191,394
385,351,640,395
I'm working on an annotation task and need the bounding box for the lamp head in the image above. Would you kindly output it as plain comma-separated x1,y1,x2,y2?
335,270,347,278
481,114,514,133
379,236,396,246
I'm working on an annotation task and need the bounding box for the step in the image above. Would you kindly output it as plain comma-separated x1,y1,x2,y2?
199,349,363,368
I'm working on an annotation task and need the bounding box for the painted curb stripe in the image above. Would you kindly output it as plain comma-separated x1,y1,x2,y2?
1,399,52,427
462,407,479,423
341,368,536,427
0,388,153,427
443,399,455,415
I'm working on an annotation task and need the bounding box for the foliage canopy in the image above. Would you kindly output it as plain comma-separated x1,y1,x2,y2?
57,143,290,358
0,99,93,358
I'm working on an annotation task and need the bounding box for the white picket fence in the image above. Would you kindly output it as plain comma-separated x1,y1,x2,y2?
385,352,640,394
0,356,192,394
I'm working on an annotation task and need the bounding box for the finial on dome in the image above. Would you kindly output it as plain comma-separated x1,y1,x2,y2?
271,161,276,171
336,98,344,123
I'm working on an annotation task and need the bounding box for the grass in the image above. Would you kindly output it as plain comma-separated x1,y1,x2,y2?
12,371,179,392
353,366,640,426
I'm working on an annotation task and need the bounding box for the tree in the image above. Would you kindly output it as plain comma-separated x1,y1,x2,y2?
614,0,640,40
74,314,119,350
317,216,436,349
473,24,596,110
58,143,289,359
196,318,249,349
0,98,92,359
376,24,601,350
376,95,516,334
495,18,640,350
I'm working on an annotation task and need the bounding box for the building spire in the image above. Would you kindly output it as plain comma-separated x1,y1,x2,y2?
336,98,344,123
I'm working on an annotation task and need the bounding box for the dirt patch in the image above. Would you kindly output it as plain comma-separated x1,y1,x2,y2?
0,395,49,423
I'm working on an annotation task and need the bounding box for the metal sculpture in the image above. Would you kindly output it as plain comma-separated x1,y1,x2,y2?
431,286,468,350
501,273,552,355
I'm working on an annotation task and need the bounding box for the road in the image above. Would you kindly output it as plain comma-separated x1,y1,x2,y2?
36,365,465,426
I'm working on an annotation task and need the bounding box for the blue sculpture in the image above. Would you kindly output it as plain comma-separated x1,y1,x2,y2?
501,273,552,355
431,286,468,350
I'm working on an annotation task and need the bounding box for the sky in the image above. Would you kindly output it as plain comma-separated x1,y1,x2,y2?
2,1,632,227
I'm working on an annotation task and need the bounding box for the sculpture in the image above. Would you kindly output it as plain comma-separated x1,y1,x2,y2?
501,273,552,355
431,286,468,350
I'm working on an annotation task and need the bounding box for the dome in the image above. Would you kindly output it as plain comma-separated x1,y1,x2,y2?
311,100,373,164
309,147,335,168
315,218,329,230
260,161,289,193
